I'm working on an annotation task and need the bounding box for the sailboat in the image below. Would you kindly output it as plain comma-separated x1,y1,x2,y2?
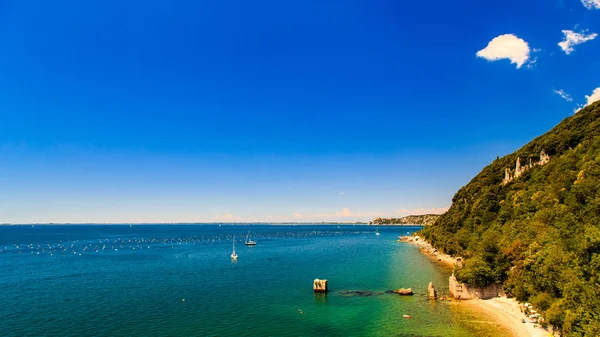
376,227,381,236
245,229,257,246
231,238,238,260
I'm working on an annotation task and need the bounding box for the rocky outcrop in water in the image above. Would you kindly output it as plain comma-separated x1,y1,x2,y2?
313,279,328,293
393,288,413,295
428,282,437,299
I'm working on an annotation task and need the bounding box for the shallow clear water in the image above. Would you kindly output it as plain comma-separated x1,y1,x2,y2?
1,225,480,336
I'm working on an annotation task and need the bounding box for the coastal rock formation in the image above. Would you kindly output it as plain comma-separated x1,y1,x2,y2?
502,150,550,185
372,214,442,226
428,282,437,299
448,274,504,300
419,102,600,334
394,288,413,295
313,279,328,293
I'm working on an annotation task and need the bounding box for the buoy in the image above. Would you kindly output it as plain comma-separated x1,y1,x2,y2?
403,315,411,319
182,299,185,302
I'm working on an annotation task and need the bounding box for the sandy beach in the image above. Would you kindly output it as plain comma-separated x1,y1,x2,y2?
462,297,551,337
400,235,553,337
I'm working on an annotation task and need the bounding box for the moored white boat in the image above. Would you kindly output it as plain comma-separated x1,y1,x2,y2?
245,229,257,246
231,238,238,260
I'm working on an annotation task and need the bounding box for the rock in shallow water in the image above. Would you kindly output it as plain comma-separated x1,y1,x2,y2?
314,279,328,293
428,282,437,299
338,290,384,297
394,288,414,295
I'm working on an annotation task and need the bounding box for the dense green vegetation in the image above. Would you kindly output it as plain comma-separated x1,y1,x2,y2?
421,101,600,336
372,214,440,226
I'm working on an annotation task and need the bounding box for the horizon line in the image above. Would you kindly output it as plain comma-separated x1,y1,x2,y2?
0,221,427,226
1,221,370,225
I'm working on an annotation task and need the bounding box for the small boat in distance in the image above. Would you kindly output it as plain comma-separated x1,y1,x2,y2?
231,238,238,260
376,227,381,236
245,229,257,246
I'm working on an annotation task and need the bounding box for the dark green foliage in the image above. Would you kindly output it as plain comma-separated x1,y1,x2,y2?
420,101,600,336
454,255,495,288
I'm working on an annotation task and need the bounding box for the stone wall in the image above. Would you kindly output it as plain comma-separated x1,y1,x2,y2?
449,274,505,300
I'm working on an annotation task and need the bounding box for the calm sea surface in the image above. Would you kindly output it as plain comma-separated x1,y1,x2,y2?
1,225,481,336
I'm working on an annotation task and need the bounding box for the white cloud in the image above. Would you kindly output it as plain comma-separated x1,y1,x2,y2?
584,87,600,107
553,89,573,102
212,213,243,221
526,57,538,69
395,207,449,216
525,48,542,69
574,87,600,113
558,30,597,54
339,192,345,195
289,207,449,221
292,208,382,220
581,0,600,9
476,34,531,69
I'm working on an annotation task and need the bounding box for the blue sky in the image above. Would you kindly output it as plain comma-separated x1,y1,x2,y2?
1,0,599,223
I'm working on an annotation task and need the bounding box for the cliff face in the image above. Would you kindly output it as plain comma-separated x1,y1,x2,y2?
421,101,600,336
372,214,441,226
502,150,550,185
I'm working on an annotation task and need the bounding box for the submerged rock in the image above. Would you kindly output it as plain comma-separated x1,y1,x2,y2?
394,288,413,295
339,290,384,297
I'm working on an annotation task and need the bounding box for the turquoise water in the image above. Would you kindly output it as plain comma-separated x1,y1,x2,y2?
1,225,477,336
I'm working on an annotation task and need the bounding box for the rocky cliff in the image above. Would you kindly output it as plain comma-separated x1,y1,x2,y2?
421,101,600,336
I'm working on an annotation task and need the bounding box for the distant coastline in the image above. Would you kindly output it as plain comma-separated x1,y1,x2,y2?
371,214,441,226
369,223,427,227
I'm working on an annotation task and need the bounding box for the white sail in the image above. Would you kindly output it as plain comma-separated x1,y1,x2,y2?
245,229,257,245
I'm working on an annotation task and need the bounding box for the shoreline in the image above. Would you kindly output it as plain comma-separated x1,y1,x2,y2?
399,235,460,268
399,235,551,337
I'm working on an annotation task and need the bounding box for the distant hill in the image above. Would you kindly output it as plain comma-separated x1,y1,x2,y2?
421,101,600,336
371,214,441,226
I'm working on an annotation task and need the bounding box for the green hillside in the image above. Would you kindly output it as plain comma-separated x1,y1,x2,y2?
421,101,600,336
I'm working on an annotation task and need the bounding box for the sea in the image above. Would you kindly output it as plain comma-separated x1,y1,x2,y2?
0,224,491,337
